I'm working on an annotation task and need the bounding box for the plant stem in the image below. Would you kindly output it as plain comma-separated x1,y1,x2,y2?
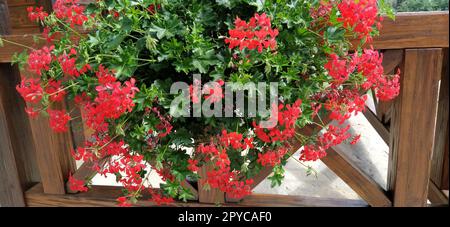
55,17,83,38
0,37,36,50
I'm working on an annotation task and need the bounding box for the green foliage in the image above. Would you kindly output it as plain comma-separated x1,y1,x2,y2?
7,0,393,201
389,0,449,12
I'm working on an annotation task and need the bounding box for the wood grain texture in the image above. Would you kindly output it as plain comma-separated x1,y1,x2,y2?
321,146,392,207
430,49,449,190
28,100,76,195
441,138,449,190
236,194,367,207
0,88,26,207
0,0,40,207
352,12,449,50
428,180,449,205
388,48,443,207
382,49,404,74
25,183,367,207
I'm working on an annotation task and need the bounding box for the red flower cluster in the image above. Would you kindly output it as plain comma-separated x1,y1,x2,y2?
196,140,254,199
27,45,54,76
206,167,254,199
322,48,400,124
68,174,88,192
375,71,400,101
45,80,66,102
257,146,289,167
82,75,138,131
324,53,352,86
318,124,351,149
323,89,367,124
73,136,147,196
220,130,253,150
337,0,381,42
58,48,90,77
300,145,327,162
116,196,131,207
187,159,199,172
225,13,279,53
27,6,48,22
16,78,43,104
149,190,174,205
253,99,302,143
48,109,71,132
300,124,351,161
352,49,400,100
53,0,88,27
96,65,116,84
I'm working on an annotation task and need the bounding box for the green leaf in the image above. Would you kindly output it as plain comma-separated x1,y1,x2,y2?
149,24,171,40
178,188,195,202
121,17,133,33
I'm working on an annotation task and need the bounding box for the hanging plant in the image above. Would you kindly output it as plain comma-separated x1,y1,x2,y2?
0,0,400,206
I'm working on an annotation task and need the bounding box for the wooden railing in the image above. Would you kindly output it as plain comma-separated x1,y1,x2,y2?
0,0,448,207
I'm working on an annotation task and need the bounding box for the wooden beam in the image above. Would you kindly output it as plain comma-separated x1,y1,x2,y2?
25,183,367,207
363,108,390,144
353,12,449,50
382,49,404,74
430,49,449,190
388,48,443,207
237,194,367,207
321,147,392,207
428,180,449,205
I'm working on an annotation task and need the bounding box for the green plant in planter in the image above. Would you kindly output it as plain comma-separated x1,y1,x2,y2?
0,0,400,206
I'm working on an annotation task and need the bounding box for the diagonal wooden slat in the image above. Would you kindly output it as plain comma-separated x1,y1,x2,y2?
321,146,392,207
428,180,449,205
363,108,390,145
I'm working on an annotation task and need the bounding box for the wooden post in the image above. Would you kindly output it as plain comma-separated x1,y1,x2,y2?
430,49,449,190
28,101,76,195
388,48,443,207
0,0,40,207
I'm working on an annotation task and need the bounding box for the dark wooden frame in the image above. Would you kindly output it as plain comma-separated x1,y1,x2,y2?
0,0,448,207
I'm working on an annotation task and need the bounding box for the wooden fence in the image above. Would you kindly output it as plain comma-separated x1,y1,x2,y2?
0,0,448,207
